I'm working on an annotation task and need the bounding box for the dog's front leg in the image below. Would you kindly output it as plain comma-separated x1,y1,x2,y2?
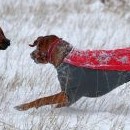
14,91,69,111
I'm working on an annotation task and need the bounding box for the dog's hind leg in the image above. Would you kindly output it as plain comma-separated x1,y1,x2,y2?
14,91,69,111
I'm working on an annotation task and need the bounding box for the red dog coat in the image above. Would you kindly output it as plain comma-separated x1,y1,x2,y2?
64,47,130,71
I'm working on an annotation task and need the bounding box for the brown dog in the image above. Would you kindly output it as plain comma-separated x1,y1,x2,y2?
15,35,70,111
15,35,130,111
0,27,10,50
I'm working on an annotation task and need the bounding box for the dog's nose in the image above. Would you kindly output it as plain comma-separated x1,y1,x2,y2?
30,51,36,59
5,39,10,45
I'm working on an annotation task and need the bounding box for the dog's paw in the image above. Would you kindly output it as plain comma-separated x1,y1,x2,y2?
14,104,30,111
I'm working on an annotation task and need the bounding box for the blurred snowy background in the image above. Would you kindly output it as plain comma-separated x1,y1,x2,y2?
1,0,130,129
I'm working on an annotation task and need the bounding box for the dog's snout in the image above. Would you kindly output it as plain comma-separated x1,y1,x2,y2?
5,39,10,45
30,52,34,59
30,51,37,59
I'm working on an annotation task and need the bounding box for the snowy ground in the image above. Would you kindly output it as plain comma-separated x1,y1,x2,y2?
1,0,130,129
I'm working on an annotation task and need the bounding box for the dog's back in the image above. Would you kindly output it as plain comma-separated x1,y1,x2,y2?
57,62,130,105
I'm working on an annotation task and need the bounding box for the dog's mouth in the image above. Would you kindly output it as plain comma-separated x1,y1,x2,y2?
32,56,48,64
33,58,40,64
0,44,9,50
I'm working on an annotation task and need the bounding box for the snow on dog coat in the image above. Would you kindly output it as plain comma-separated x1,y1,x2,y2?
64,47,130,71
57,48,130,105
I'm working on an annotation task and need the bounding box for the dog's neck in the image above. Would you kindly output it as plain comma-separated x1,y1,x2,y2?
49,40,72,68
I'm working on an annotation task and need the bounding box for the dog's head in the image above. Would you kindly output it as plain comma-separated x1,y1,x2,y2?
29,35,60,64
0,27,10,50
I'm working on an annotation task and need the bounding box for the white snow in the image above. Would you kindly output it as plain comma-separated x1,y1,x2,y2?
1,0,130,130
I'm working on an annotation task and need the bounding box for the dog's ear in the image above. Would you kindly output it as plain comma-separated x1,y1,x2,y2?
29,35,59,47
47,35,59,42
29,36,44,47
43,35,59,45
29,40,38,47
